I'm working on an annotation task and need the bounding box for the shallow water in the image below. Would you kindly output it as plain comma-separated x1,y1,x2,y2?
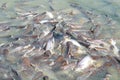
0,0,120,80
0,0,120,42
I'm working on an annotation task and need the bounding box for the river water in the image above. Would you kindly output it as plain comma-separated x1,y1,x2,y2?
0,0,120,80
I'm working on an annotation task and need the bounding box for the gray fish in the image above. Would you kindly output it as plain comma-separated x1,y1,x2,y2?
0,23,10,31
32,71,43,80
1,3,7,10
43,76,49,80
10,68,22,80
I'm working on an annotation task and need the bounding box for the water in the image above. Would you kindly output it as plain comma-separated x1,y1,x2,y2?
0,0,120,80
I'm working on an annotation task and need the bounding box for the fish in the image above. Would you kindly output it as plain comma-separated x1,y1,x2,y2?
22,56,31,67
66,31,90,48
40,20,50,24
67,23,83,29
109,39,119,57
61,62,75,70
23,46,35,56
45,37,55,52
32,71,43,80
53,31,63,40
75,55,95,72
2,48,9,56
10,46,23,53
33,11,54,24
1,3,7,10
46,11,54,18
0,23,10,32
63,36,83,48
49,5,54,11
0,43,5,47
33,12,46,23
103,73,111,80
43,76,49,80
10,68,22,80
